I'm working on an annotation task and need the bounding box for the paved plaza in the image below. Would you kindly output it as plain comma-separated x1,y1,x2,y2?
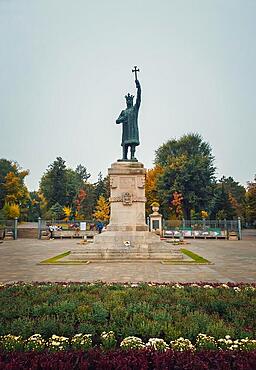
0,232,256,283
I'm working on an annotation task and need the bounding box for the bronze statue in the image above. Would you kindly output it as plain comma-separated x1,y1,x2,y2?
116,66,141,161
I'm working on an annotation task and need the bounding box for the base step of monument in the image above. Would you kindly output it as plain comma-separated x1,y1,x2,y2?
66,247,182,261
67,230,183,261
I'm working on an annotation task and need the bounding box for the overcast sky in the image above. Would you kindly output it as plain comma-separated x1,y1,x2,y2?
0,0,255,190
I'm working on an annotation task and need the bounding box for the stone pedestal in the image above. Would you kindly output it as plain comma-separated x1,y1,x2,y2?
67,161,183,261
107,161,148,232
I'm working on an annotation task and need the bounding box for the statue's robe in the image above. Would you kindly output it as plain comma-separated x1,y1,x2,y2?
116,83,141,147
117,105,140,147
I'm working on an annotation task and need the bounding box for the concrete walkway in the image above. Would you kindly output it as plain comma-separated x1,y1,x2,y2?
0,237,255,283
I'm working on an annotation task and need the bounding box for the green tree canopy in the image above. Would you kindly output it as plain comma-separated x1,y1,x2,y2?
219,176,246,218
40,157,67,208
246,175,256,225
154,133,216,219
209,183,236,219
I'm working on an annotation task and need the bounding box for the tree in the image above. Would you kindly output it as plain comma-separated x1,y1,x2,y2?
145,166,163,216
219,176,246,218
40,157,67,208
209,183,236,219
27,191,42,221
0,159,18,208
246,175,256,225
74,189,87,217
155,133,216,219
94,172,109,201
0,159,29,220
170,191,183,219
75,165,91,182
49,202,65,220
4,171,29,205
1,203,20,219
93,196,110,221
63,206,72,221
8,204,20,219
77,183,96,219
65,168,84,209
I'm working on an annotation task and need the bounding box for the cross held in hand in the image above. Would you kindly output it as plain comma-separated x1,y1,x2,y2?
132,66,140,80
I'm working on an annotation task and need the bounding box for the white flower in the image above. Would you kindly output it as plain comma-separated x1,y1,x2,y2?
233,287,241,292
221,284,229,288
120,336,145,349
146,338,169,351
173,283,184,289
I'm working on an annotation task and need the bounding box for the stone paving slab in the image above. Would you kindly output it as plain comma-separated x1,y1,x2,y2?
0,238,255,283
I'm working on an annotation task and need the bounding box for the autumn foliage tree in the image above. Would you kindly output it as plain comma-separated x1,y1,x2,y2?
170,191,183,219
145,166,163,216
92,196,110,221
0,159,29,220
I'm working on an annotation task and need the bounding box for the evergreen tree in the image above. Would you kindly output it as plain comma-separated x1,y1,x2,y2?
209,183,236,219
49,202,65,220
75,165,91,182
40,157,67,208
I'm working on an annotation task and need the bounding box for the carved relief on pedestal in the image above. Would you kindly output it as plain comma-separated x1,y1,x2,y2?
109,194,146,204
110,177,118,189
122,192,132,205
137,176,145,189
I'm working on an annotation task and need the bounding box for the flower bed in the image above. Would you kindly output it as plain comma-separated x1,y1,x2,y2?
0,282,255,342
0,282,255,368
0,349,256,370
1,332,256,352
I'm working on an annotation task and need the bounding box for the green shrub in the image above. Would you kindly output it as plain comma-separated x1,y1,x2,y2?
0,283,255,342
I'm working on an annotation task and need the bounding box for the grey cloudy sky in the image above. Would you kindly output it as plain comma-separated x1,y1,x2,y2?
0,0,255,190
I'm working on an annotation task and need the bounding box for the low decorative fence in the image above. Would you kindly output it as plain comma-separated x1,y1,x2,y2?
163,218,242,240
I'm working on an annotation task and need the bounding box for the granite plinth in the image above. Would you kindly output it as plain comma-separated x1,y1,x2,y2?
68,161,183,261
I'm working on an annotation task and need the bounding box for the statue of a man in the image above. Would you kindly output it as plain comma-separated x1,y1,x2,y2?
116,79,141,161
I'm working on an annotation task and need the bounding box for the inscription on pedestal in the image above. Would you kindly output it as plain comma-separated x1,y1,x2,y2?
120,177,135,189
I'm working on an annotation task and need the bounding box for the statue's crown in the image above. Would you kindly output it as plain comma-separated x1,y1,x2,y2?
125,93,134,103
